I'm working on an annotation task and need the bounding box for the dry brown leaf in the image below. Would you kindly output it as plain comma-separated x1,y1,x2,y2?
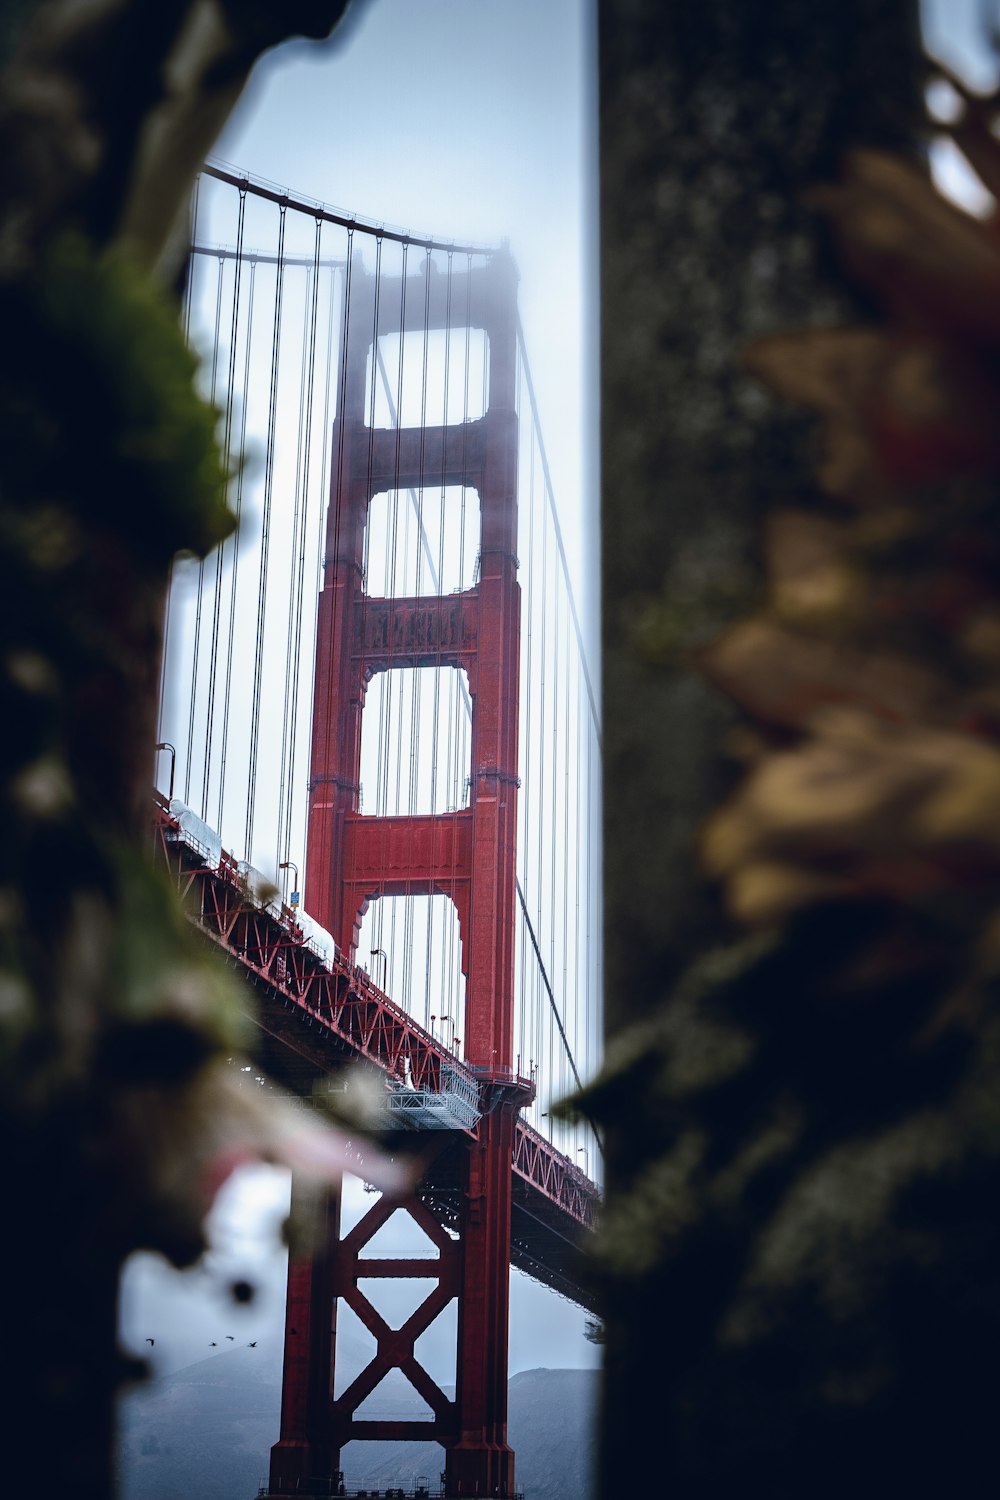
810,150,1000,349
744,328,887,498
703,710,1000,923
697,617,954,731
706,131,1000,935
959,608,1000,668
870,337,1000,484
721,859,857,925
747,327,1000,496
765,510,860,626
703,711,943,871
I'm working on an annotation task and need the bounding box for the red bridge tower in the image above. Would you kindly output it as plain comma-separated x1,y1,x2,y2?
267,249,524,1499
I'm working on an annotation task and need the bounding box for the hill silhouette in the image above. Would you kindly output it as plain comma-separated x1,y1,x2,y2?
117,1342,597,1500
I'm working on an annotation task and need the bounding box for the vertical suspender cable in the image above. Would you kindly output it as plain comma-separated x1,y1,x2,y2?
548,484,560,1116
585,706,593,1094
217,254,257,833
376,344,440,585
432,253,453,1024
586,695,602,1160
549,541,560,985
515,317,601,748
561,585,572,1095
366,238,385,957
280,217,325,878
245,200,287,858
202,186,247,820
414,250,432,1024
159,175,201,753
460,257,474,1038
573,649,583,1144
185,247,225,803
301,255,341,874
389,245,408,1002
314,224,354,915
275,262,311,872
519,412,537,1092
535,450,548,1120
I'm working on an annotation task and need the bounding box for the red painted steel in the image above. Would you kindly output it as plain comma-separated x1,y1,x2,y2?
305,261,522,1073
153,798,599,1239
265,251,531,1497
331,1174,460,1447
270,1179,341,1488
449,1107,518,1497
154,804,456,1092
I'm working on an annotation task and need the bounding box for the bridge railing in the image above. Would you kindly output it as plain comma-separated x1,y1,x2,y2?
154,793,598,1234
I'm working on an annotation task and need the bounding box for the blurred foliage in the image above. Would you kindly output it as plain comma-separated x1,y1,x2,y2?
0,234,234,561
0,3,359,1496
593,20,1000,1493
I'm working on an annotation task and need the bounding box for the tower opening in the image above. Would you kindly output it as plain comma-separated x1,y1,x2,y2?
358,893,465,1039
365,326,489,427
359,666,472,818
364,485,480,598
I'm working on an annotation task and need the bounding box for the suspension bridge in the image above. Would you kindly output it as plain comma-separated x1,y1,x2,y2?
152,165,602,1500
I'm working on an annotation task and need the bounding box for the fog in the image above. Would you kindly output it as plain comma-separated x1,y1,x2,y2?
216,0,599,635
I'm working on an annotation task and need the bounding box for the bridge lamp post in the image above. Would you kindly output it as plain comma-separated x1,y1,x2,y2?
278,860,299,912
370,947,387,990
154,741,175,800
429,1012,459,1051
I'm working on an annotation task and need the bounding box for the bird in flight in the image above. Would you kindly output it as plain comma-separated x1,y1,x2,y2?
146,1338,155,1346
210,1342,217,1347
225,1335,234,1341
248,1341,257,1348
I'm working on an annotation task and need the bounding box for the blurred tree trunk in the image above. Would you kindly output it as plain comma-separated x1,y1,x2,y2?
590,2,1000,1495
599,0,922,1018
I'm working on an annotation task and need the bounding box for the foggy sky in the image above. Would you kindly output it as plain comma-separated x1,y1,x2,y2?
216,0,599,631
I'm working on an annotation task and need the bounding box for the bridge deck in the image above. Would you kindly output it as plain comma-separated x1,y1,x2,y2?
152,796,598,1310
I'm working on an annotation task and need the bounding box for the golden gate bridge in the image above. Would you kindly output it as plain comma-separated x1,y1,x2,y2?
153,165,602,1500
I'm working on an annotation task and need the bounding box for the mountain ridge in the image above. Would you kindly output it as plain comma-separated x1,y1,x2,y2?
118,1348,598,1500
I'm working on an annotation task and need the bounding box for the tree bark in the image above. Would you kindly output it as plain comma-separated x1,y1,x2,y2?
592,4,988,1496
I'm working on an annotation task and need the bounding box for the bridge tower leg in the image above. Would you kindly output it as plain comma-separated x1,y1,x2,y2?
449,1107,519,1497
267,248,522,1499
268,1177,342,1493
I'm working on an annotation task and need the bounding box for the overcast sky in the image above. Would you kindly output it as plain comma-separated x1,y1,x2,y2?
122,0,601,1395
215,0,599,617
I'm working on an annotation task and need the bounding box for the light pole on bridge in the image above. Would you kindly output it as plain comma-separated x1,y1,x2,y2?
278,860,299,913
154,741,175,800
